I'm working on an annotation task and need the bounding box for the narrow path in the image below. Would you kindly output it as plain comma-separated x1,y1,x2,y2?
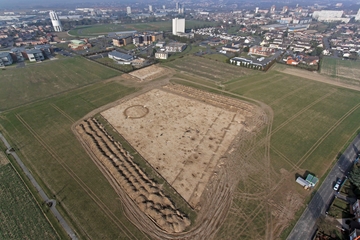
0,132,78,240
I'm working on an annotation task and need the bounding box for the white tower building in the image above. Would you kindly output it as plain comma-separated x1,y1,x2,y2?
127,6,131,15
49,11,63,32
172,18,185,35
255,7,259,14
270,5,276,13
149,5,153,12
356,9,360,21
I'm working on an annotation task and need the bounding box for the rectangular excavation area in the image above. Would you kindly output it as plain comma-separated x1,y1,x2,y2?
101,89,244,208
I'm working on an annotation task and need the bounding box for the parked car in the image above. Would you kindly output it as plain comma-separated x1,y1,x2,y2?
333,179,342,191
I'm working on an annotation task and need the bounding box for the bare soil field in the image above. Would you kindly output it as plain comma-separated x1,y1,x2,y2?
129,65,171,81
75,84,267,239
0,151,9,166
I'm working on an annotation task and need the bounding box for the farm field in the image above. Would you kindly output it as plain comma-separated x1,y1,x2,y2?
0,156,59,239
163,55,256,83
1,53,360,240
164,55,360,239
0,80,150,239
68,20,219,37
320,57,360,86
0,56,121,110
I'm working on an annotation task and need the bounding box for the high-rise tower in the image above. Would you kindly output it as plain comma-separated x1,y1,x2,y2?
49,11,63,32
172,18,185,35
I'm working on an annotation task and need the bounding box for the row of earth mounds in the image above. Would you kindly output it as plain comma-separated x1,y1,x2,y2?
76,118,191,233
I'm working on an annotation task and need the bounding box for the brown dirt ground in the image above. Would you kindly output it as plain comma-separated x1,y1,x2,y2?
129,65,171,81
0,151,9,166
101,88,246,209
73,79,268,239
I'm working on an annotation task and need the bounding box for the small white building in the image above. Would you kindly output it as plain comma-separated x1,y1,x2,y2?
165,42,187,52
155,52,168,59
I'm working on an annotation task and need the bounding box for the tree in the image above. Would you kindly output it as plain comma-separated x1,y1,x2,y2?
349,164,360,190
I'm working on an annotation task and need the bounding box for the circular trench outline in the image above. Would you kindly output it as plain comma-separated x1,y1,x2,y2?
124,105,149,119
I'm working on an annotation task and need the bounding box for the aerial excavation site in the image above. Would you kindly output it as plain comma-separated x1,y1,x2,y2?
75,84,266,239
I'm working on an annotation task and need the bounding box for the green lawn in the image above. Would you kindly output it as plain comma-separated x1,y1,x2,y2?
203,53,229,62
0,57,121,110
163,55,255,83
320,57,360,86
328,197,352,218
0,163,59,239
68,20,219,37
0,81,150,239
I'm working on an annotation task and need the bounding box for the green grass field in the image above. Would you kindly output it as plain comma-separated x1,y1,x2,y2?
1,53,360,240
0,81,151,239
163,55,255,83
0,57,121,111
320,57,360,86
164,55,360,239
68,20,219,37
0,162,59,239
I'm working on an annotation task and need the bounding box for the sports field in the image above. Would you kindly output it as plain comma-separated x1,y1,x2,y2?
68,20,219,37
0,57,120,110
0,154,59,239
320,57,360,86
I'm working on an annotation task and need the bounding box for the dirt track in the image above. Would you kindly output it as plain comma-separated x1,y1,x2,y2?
75,83,268,239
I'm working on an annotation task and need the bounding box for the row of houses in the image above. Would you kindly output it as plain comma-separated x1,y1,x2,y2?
0,44,53,67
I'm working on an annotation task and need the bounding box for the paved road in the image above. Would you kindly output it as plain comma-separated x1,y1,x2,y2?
0,132,78,240
287,134,360,240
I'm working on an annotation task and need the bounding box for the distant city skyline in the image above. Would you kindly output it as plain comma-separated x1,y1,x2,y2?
1,0,359,9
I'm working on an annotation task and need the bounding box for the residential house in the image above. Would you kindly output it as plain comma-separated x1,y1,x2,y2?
10,47,26,62
249,46,275,56
34,44,53,58
25,49,45,62
0,52,13,66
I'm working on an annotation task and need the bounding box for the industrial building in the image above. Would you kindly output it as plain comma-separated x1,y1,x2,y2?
312,10,349,23
108,50,133,62
172,18,185,36
49,11,63,32
165,42,186,52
